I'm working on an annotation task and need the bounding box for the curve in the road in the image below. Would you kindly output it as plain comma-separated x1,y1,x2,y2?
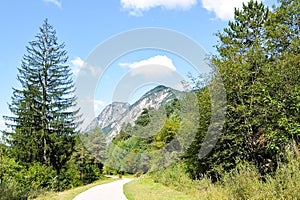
73,178,133,200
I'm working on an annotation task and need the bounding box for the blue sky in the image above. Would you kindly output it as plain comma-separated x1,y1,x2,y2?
0,0,276,131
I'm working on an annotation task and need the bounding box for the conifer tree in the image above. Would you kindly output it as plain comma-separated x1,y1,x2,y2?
185,0,270,179
4,19,79,173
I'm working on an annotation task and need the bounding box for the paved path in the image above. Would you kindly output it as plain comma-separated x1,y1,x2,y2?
73,178,133,200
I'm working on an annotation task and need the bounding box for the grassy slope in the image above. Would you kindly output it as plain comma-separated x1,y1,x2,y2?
34,179,115,200
124,176,198,200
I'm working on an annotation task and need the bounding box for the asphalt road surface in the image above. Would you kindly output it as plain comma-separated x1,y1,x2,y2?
73,178,133,200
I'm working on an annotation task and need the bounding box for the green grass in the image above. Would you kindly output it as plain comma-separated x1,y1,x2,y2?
148,156,300,200
124,176,199,200
34,178,115,200
34,155,300,200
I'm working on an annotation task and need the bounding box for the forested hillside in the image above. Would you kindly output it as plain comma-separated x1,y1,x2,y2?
103,0,299,181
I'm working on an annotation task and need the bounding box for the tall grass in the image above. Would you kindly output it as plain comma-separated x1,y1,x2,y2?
150,155,300,199
124,176,198,200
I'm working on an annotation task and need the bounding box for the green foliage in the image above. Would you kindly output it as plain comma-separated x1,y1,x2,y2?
18,163,57,197
165,98,181,121
184,87,212,179
106,135,150,173
3,19,79,173
154,119,180,149
0,151,27,200
0,155,56,199
113,129,132,144
214,0,271,176
105,98,183,174
0,180,27,200
185,0,300,180
151,163,193,190
150,155,300,200
81,127,107,162
135,108,151,126
56,135,103,190
1,1,298,198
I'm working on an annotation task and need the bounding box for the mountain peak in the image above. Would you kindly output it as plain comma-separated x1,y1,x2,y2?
84,102,130,133
84,85,183,142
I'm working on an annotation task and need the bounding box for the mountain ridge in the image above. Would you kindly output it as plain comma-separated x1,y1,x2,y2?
85,85,183,142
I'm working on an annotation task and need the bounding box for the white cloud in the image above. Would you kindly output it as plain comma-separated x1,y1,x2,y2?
201,0,263,21
121,0,197,16
120,55,176,71
70,57,102,77
43,0,62,8
71,57,86,76
119,55,176,78
94,99,106,114
71,57,86,68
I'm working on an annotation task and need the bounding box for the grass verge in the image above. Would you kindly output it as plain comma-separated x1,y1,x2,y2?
124,176,198,200
34,178,115,200
150,156,300,200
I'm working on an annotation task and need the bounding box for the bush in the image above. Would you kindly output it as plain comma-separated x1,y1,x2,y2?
221,162,263,199
150,155,300,199
0,179,27,200
55,161,103,191
151,163,213,197
263,155,300,199
0,161,56,199
0,155,29,199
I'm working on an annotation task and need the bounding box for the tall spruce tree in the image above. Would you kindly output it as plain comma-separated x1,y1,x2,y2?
4,19,79,173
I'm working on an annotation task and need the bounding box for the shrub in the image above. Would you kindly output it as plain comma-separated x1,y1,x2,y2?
0,179,27,200
150,155,300,199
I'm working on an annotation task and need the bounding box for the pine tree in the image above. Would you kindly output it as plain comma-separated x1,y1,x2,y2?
185,0,270,180
213,0,269,171
81,127,107,162
4,19,79,173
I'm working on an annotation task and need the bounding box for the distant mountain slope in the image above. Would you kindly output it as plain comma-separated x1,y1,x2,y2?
85,85,183,142
85,102,130,133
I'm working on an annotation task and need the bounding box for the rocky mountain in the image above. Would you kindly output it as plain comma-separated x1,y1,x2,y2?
85,102,130,133
85,85,183,142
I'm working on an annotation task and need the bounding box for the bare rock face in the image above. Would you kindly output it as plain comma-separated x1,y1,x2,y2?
85,85,182,143
84,102,130,133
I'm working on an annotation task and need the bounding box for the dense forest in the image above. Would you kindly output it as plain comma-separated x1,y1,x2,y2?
0,0,299,199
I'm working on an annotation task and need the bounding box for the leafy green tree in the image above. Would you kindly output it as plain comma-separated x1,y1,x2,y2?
81,127,107,162
165,98,180,118
135,108,151,126
4,19,79,173
212,0,270,175
58,136,103,189
258,0,300,168
154,119,180,149
185,0,270,180
265,0,299,57
185,0,299,179
184,87,212,179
